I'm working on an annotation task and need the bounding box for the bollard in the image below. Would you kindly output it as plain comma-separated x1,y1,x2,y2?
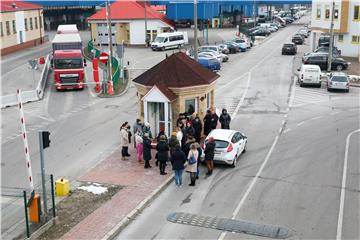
56,178,70,196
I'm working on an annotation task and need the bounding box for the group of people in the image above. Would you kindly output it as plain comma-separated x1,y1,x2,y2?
119,108,232,188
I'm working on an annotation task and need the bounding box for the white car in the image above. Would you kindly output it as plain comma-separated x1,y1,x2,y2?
327,72,350,92
198,50,228,62
298,64,321,87
203,129,248,167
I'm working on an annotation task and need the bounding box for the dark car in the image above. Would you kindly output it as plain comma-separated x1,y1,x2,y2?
304,47,341,59
282,43,297,55
224,42,239,54
249,29,271,36
318,34,330,47
292,35,304,44
283,16,294,23
303,53,350,71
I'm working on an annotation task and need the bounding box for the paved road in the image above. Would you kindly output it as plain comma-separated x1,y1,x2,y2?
115,19,360,240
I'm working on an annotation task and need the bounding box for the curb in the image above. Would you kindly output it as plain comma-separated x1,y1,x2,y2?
101,174,174,240
350,82,360,88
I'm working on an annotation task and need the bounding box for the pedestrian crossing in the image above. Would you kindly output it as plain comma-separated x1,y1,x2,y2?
291,85,330,108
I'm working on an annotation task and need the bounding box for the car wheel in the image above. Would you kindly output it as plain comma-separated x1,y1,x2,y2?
162,47,165,51
345,89,349,93
242,142,247,153
299,81,304,87
231,156,237,168
317,83,322,88
327,87,331,92
336,65,343,71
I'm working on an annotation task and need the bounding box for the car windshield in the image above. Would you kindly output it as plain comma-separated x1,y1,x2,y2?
214,140,229,148
54,58,82,69
154,37,165,43
331,76,348,82
284,44,293,47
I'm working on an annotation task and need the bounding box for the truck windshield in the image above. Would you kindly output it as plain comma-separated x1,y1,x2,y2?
154,37,165,43
54,58,82,69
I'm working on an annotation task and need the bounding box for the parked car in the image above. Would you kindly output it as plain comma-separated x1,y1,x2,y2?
217,44,230,54
233,38,251,48
303,53,350,71
318,34,330,47
283,16,294,23
225,41,247,52
282,43,297,55
198,50,228,62
151,32,188,51
298,64,322,87
249,28,271,37
197,57,221,71
292,34,304,44
327,72,350,92
297,28,309,38
202,129,248,167
303,47,341,60
222,42,239,54
199,45,222,54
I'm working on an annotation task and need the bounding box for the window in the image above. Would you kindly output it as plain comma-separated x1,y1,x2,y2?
39,16,42,28
206,92,211,109
185,98,197,116
24,18,28,31
35,17,38,29
351,35,360,44
0,22,3,36
338,34,344,42
30,18,33,30
12,20,16,34
146,30,151,42
325,5,330,20
316,4,321,19
6,21,10,35
354,5,360,21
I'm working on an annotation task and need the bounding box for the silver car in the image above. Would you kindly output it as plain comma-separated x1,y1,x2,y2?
327,72,350,92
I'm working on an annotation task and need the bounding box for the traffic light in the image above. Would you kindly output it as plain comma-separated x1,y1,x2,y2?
42,131,51,149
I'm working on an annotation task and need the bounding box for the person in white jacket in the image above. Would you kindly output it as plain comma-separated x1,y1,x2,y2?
176,127,183,147
120,122,130,160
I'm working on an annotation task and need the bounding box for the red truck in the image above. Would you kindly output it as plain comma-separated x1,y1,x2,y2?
51,28,86,90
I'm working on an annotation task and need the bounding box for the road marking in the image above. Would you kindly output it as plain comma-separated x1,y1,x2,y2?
296,121,305,127
311,116,323,120
231,72,251,120
336,129,360,240
23,110,54,122
283,128,291,134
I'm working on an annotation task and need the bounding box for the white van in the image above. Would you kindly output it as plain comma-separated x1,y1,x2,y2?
151,32,188,51
298,64,322,87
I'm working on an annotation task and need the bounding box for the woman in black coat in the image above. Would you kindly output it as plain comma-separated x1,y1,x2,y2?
156,135,170,175
192,116,203,143
171,145,186,187
203,110,213,136
143,133,152,169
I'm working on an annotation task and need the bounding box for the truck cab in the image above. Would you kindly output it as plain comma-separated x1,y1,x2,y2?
52,50,86,90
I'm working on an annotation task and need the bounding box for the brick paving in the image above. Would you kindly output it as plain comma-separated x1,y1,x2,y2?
60,146,172,240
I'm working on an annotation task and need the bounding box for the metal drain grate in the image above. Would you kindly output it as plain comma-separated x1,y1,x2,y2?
167,212,291,239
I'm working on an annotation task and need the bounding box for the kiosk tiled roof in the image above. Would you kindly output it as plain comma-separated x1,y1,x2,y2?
133,52,220,88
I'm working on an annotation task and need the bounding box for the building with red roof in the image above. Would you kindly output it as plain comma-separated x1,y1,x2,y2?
87,0,174,46
1,1,44,55
133,52,219,137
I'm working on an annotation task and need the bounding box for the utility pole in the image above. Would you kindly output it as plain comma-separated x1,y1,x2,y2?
194,0,198,61
327,1,335,72
38,132,48,220
253,0,256,28
106,0,113,86
144,0,148,46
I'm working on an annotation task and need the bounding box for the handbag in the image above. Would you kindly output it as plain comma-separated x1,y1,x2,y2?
188,152,196,165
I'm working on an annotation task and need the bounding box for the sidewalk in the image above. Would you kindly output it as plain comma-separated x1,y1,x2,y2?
60,146,173,240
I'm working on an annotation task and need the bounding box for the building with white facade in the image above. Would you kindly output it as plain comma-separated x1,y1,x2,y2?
87,1,173,46
310,0,360,61
0,1,44,56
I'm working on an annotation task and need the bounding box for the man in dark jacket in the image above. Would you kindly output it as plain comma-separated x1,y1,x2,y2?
203,110,213,136
210,109,219,130
183,136,196,157
143,133,152,169
156,135,170,175
204,137,216,175
168,133,179,155
171,145,186,187
184,121,195,140
219,108,231,129
192,115,203,143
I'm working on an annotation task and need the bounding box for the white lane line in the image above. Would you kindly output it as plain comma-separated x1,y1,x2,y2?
231,72,251,120
296,121,306,127
283,128,291,134
219,135,281,240
23,110,54,122
336,129,360,240
311,116,323,121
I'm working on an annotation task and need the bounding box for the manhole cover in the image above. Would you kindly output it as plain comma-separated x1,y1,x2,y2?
167,212,291,239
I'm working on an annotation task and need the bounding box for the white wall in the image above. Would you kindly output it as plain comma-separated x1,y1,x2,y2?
15,11,25,43
311,0,342,30
129,19,170,45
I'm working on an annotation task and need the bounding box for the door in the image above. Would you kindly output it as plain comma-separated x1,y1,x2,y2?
97,23,116,45
19,31,23,44
147,102,165,138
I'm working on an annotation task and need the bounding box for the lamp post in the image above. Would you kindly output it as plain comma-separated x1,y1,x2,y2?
194,0,198,61
327,1,335,72
144,0,148,46
106,0,114,91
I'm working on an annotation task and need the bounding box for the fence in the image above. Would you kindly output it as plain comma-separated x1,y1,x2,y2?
1,174,56,239
0,54,50,108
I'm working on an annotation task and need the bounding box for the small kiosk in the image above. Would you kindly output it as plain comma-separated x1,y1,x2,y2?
133,52,220,137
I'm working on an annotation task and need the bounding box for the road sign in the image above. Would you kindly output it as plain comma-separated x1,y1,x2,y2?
99,52,109,63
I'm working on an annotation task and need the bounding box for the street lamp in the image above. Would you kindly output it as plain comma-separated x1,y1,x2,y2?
194,0,198,61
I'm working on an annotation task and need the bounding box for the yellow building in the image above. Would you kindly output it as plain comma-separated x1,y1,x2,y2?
133,52,220,137
0,1,44,56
